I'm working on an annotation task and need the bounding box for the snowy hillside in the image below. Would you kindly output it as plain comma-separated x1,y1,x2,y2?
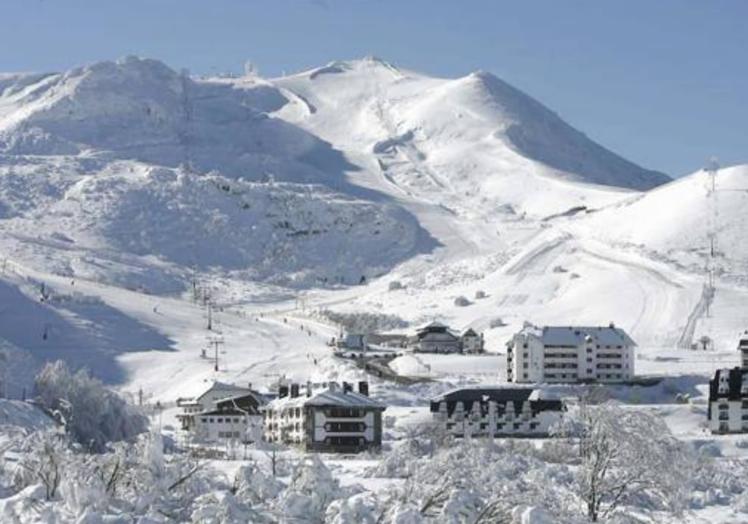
575,164,748,279
273,57,668,218
3,55,748,524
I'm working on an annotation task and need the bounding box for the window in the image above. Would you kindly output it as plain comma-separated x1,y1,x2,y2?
209,418,214,423
328,407,363,418
523,373,528,379
325,436,365,446
523,363,528,368
719,403,729,410
201,418,207,423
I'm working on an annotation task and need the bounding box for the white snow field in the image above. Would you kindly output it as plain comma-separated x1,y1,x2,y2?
1,56,748,522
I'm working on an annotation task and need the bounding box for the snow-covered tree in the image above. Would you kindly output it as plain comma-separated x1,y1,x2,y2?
33,361,148,451
12,430,69,500
554,401,696,521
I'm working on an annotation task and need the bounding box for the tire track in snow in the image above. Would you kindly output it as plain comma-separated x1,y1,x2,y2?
503,234,570,275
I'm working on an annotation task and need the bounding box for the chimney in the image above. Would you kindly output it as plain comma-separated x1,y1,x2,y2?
343,381,353,394
247,382,252,390
358,381,369,396
609,321,615,329
306,381,313,397
278,385,289,399
290,383,300,398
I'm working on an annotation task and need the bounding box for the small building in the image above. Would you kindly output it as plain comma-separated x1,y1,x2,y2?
366,333,409,349
336,333,408,352
506,323,636,384
708,367,748,434
263,381,385,452
177,381,263,431
411,321,462,354
193,393,266,443
430,387,564,438
338,333,367,351
461,328,485,354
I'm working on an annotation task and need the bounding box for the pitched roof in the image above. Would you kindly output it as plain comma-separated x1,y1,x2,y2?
266,387,385,410
462,328,479,337
520,325,636,347
432,387,534,404
195,381,254,402
429,387,564,415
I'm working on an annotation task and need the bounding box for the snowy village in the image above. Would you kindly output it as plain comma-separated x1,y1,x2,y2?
1,3,748,524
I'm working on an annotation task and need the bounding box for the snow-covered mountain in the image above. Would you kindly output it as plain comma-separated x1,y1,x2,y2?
273,57,669,214
4,55,748,524
1,55,746,403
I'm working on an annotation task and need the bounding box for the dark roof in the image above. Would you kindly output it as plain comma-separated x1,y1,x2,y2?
709,367,748,402
416,321,457,337
199,408,252,417
215,392,266,414
462,328,479,337
430,387,564,416
196,381,254,402
433,387,535,404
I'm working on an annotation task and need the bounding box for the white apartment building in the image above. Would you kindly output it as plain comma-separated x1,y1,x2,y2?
263,382,385,453
176,381,257,430
507,324,636,384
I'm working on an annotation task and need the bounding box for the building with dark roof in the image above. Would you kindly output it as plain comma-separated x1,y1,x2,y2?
411,321,462,353
430,387,564,438
263,381,385,453
507,323,636,384
708,367,748,434
176,381,267,436
193,392,266,443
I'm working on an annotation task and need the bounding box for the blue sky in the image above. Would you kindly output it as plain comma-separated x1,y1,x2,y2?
1,0,745,176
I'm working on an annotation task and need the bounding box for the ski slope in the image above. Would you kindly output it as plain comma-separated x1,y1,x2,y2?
0,56,746,411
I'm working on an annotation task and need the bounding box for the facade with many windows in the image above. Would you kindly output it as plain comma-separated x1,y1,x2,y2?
430,387,564,438
708,367,748,434
192,393,265,443
263,382,385,452
506,324,636,384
